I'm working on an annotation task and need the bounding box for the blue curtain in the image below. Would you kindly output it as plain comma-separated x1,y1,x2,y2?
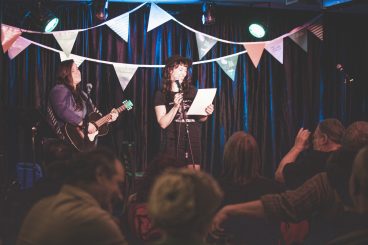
1,2,367,180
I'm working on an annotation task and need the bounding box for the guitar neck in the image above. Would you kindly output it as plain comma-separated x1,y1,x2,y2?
94,104,126,128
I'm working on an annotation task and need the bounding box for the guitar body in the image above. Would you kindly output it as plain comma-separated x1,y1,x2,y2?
62,99,133,152
63,112,109,152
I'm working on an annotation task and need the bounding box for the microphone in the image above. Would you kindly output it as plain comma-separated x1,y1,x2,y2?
336,64,354,83
86,83,93,94
175,80,182,93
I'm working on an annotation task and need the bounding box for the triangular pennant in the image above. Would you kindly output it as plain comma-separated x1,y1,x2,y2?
106,13,130,42
8,36,32,59
59,52,86,67
195,33,217,60
147,3,173,32
113,64,138,91
53,30,79,56
216,55,239,81
243,42,265,68
265,38,284,64
1,24,22,53
308,22,324,41
289,29,308,52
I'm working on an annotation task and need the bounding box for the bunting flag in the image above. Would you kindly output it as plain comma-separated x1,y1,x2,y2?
195,33,217,60
59,52,86,67
243,42,265,68
289,29,308,52
106,13,130,42
8,36,32,59
216,55,239,81
308,22,324,41
113,64,138,91
147,3,173,32
265,38,284,64
53,30,79,56
1,24,22,53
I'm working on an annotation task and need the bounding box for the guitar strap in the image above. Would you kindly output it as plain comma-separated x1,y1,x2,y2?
81,91,101,115
46,104,65,140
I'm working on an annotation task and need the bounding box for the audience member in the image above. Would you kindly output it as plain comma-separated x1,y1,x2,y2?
212,121,368,244
215,131,283,244
328,146,368,244
16,148,128,245
275,119,344,189
148,168,223,245
125,153,185,244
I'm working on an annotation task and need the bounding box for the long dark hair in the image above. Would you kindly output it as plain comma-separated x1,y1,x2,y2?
55,59,84,111
222,131,261,185
161,55,192,98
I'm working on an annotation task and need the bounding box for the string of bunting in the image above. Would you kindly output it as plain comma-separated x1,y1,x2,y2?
1,2,323,91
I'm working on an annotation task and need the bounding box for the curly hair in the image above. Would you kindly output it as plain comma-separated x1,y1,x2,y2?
55,59,84,111
148,168,223,238
161,55,192,98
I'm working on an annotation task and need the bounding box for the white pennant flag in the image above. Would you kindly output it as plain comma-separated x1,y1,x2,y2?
8,36,32,59
216,55,239,81
113,64,138,91
147,3,173,32
1,24,22,53
289,29,308,52
195,33,217,60
53,30,79,56
265,38,284,64
59,52,86,67
106,13,130,42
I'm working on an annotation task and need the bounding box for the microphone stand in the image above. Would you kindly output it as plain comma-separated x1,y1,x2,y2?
83,87,92,143
178,88,195,169
31,125,37,183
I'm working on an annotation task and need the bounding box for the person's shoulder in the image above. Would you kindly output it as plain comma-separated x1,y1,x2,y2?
50,84,69,94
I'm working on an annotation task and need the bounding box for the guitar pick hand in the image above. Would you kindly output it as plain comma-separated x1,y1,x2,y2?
88,123,98,134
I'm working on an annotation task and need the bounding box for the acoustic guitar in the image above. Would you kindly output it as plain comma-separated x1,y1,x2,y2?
63,100,133,152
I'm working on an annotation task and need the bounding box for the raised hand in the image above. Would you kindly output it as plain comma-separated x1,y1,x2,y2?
294,128,311,151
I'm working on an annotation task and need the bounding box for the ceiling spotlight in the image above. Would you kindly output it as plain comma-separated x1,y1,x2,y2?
93,0,109,21
22,1,59,32
248,23,266,39
201,2,215,25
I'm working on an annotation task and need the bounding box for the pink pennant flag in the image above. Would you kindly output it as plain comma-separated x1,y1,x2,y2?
1,24,22,53
289,29,308,52
243,42,266,68
265,38,284,64
8,36,32,59
308,23,324,41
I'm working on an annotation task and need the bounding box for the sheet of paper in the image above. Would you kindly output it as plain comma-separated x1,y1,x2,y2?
187,88,217,116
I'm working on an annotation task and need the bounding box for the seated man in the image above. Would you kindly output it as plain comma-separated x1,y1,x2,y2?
212,121,368,244
275,118,344,189
16,148,128,245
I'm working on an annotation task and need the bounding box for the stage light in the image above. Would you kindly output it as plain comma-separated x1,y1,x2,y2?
201,2,215,25
22,1,59,32
248,23,266,39
93,0,109,21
